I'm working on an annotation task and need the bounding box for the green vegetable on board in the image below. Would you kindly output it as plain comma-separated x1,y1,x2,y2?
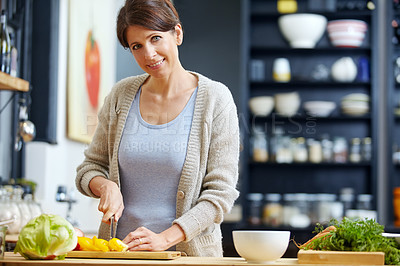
300,217,400,265
14,214,77,260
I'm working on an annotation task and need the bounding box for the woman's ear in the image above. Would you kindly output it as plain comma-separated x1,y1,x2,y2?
175,24,183,45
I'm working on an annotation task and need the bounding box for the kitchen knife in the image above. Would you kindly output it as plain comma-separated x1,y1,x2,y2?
110,215,117,239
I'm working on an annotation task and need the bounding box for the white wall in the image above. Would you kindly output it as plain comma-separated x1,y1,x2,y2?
24,0,121,233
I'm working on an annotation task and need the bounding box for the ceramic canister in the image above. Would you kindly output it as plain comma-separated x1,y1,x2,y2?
273,58,291,82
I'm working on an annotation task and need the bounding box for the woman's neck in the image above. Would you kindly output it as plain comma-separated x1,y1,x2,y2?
144,68,197,98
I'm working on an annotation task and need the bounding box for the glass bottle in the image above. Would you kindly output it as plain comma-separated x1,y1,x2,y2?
308,139,322,163
357,194,373,210
340,187,355,217
276,135,293,163
321,135,333,162
270,127,284,162
247,193,263,225
293,137,308,163
13,186,32,229
251,126,268,163
9,29,18,77
333,137,348,163
1,186,22,234
263,193,283,227
361,137,372,162
0,10,11,74
25,193,42,219
349,138,362,163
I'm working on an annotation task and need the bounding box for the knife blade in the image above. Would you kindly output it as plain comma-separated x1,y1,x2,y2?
110,215,116,239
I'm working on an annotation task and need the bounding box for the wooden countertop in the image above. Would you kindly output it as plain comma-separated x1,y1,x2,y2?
1,252,300,266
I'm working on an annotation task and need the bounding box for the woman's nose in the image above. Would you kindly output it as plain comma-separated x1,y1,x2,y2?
144,45,156,59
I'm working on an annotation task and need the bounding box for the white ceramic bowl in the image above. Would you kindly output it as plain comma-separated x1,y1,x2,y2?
341,93,370,102
275,92,301,117
249,96,274,117
233,230,290,263
278,13,327,48
303,101,336,117
327,19,368,47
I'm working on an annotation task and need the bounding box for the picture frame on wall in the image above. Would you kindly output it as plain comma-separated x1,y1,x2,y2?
67,0,116,143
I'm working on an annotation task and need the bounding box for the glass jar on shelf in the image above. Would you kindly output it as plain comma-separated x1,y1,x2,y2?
361,137,372,162
340,187,355,217
308,139,322,163
0,186,22,234
251,126,268,163
356,194,377,220
349,138,362,163
247,193,263,225
293,137,308,163
333,137,348,163
276,135,293,163
24,192,42,219
263,193,283,227
315,193,343,225
321,135,333,162
282,193,311,228
12,186,32,229
270,126,283,163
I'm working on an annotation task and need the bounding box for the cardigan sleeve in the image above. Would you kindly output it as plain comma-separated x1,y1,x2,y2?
75,94,113,198
174,96,240,242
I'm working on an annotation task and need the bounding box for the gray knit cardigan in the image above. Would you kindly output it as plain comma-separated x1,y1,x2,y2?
75,72,240,256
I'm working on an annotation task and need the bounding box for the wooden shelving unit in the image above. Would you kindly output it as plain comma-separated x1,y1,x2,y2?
0,72,29,92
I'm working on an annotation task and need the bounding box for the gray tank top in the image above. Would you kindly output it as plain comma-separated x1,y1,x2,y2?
116,87,197,240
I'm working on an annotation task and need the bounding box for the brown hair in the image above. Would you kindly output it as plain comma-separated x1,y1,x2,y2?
116,0,181,48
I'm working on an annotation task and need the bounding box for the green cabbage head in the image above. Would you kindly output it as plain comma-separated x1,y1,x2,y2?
14,214,77,260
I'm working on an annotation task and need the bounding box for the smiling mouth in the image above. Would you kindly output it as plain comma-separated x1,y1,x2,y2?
148,59,165,68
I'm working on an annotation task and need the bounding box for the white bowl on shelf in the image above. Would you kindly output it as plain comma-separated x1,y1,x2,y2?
278,13,327,48
275,92,301,117
327,19,368,47
341,93,370,116
232,230,290,264
341,93,370,102
248,96,274,117
303,101,336,117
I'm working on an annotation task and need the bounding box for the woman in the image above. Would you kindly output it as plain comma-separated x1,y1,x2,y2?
75,0,239,256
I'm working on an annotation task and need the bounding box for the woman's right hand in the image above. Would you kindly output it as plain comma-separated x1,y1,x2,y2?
89,176,124,224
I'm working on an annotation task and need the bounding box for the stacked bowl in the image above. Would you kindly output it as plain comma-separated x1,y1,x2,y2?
327,19,368,47
341,93,369,116
248,96,274,117
303,101,336,117
278,13,327,48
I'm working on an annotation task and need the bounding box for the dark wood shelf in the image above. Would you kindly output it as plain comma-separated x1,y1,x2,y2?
251,10,373,20
250,161,372,167
250,81,371,89
251,114,371,122
251,47,371,55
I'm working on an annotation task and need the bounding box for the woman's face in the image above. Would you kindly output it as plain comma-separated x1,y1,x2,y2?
125,24,183,78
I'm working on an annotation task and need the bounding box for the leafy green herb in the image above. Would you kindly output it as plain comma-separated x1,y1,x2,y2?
300,217,400,265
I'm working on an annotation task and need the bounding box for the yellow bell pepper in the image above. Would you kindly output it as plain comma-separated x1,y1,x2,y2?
94,237,110,252
108,238,128,252
77,237,101,251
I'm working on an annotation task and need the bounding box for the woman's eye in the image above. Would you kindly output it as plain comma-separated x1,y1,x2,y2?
131,44,141,50
152,36,161,42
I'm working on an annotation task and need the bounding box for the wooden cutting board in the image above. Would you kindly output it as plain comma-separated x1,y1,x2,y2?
66,250,181,260
297,249,385,265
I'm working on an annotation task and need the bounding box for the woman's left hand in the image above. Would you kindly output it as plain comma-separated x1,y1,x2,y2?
123,226,168,251
122,224,185,251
